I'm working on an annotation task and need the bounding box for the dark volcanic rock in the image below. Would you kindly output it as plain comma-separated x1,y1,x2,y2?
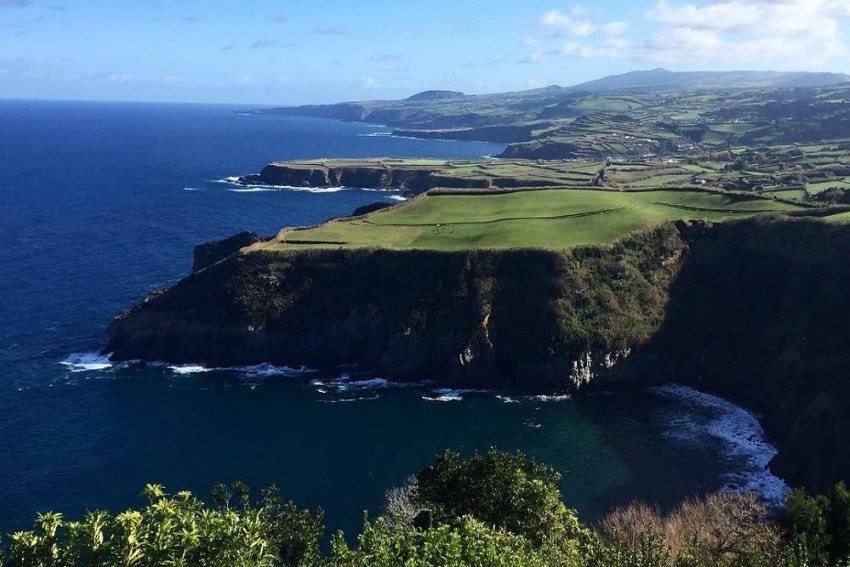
241,164,435,193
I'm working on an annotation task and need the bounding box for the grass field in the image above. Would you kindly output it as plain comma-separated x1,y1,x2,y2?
256,188,808,252
823,211,850,222
807,179,850,194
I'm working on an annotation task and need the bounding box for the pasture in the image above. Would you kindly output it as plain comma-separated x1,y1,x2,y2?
259,188,807,252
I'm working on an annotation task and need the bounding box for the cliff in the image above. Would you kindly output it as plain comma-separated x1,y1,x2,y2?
633,217,850,492
107,223,684,391
106,216,850,493
239,162,493,192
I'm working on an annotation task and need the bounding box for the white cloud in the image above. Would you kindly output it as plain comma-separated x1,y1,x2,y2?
540,9,596,37
524,0,850,68
647,0,840,38
640,0,850,64
361,76,379,89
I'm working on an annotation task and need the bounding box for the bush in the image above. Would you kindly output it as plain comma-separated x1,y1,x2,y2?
415,449,584,546
784,482,850,566
600,492,782,566
1,483,322,567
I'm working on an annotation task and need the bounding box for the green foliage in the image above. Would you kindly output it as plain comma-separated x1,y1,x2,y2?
784,482,850,567
415,449,585,547
329,516,555,567
1,483,321,567
258,486,324,567
4,449,850,567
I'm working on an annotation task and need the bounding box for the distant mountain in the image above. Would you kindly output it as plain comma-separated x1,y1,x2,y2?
569,68,850,92
406,90,465,101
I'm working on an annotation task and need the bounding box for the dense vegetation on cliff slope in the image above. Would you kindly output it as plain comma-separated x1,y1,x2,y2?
108,222,688,391
3,450,850,567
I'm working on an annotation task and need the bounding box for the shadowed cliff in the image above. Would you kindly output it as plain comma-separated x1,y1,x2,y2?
106,216,850,492
633,217,850,492
107,224,686,391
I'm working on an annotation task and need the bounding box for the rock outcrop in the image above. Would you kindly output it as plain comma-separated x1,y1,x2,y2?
239,164,436,192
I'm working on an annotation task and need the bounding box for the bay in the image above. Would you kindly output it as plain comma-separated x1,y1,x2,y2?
0,100,784,535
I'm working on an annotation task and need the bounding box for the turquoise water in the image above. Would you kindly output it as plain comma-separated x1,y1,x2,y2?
0,100,783,536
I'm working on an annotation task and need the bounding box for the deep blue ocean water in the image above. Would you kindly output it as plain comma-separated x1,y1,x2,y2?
0,99,786,536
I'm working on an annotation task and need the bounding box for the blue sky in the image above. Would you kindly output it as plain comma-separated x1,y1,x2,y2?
2,0,850,105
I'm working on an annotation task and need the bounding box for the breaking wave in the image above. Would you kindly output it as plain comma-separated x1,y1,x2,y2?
60,352,115,372
654,384,790,506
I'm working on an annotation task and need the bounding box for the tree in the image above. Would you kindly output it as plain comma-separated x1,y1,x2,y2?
415,448,584,547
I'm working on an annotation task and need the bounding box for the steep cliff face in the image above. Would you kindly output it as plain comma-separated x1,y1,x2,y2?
498,141,581,160
635,217,850,492
107,224,686,391
239,164,505,192
240,164,435,192
106,217,850,491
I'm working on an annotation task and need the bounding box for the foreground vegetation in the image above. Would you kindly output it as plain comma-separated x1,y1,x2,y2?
4,449,850,566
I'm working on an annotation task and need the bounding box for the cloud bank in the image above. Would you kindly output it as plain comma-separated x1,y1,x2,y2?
523,0,850,68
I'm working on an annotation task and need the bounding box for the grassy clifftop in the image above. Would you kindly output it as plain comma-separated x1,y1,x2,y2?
261,188,805,251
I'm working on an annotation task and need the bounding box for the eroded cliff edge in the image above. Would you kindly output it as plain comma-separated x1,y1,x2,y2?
106,217,850,492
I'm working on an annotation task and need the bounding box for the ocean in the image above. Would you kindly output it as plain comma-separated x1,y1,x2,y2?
0,99,785,536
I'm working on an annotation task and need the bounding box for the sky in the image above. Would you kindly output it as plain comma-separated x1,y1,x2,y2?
2,0,850,105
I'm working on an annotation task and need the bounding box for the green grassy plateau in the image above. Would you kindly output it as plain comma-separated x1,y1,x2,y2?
257,188,808,252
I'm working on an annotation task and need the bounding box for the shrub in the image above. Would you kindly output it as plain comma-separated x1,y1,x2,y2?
599,492,782,566
415,449,584,547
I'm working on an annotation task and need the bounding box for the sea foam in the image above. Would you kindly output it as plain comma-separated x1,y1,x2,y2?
654,383,790,507
60,352,115,372
422,388,463,402
421,387,491,402
167,364,211,375
228,185,352,194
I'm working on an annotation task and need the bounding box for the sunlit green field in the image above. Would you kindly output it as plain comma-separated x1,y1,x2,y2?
258,188,808,252
807,179,850,195
823,210,850,222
